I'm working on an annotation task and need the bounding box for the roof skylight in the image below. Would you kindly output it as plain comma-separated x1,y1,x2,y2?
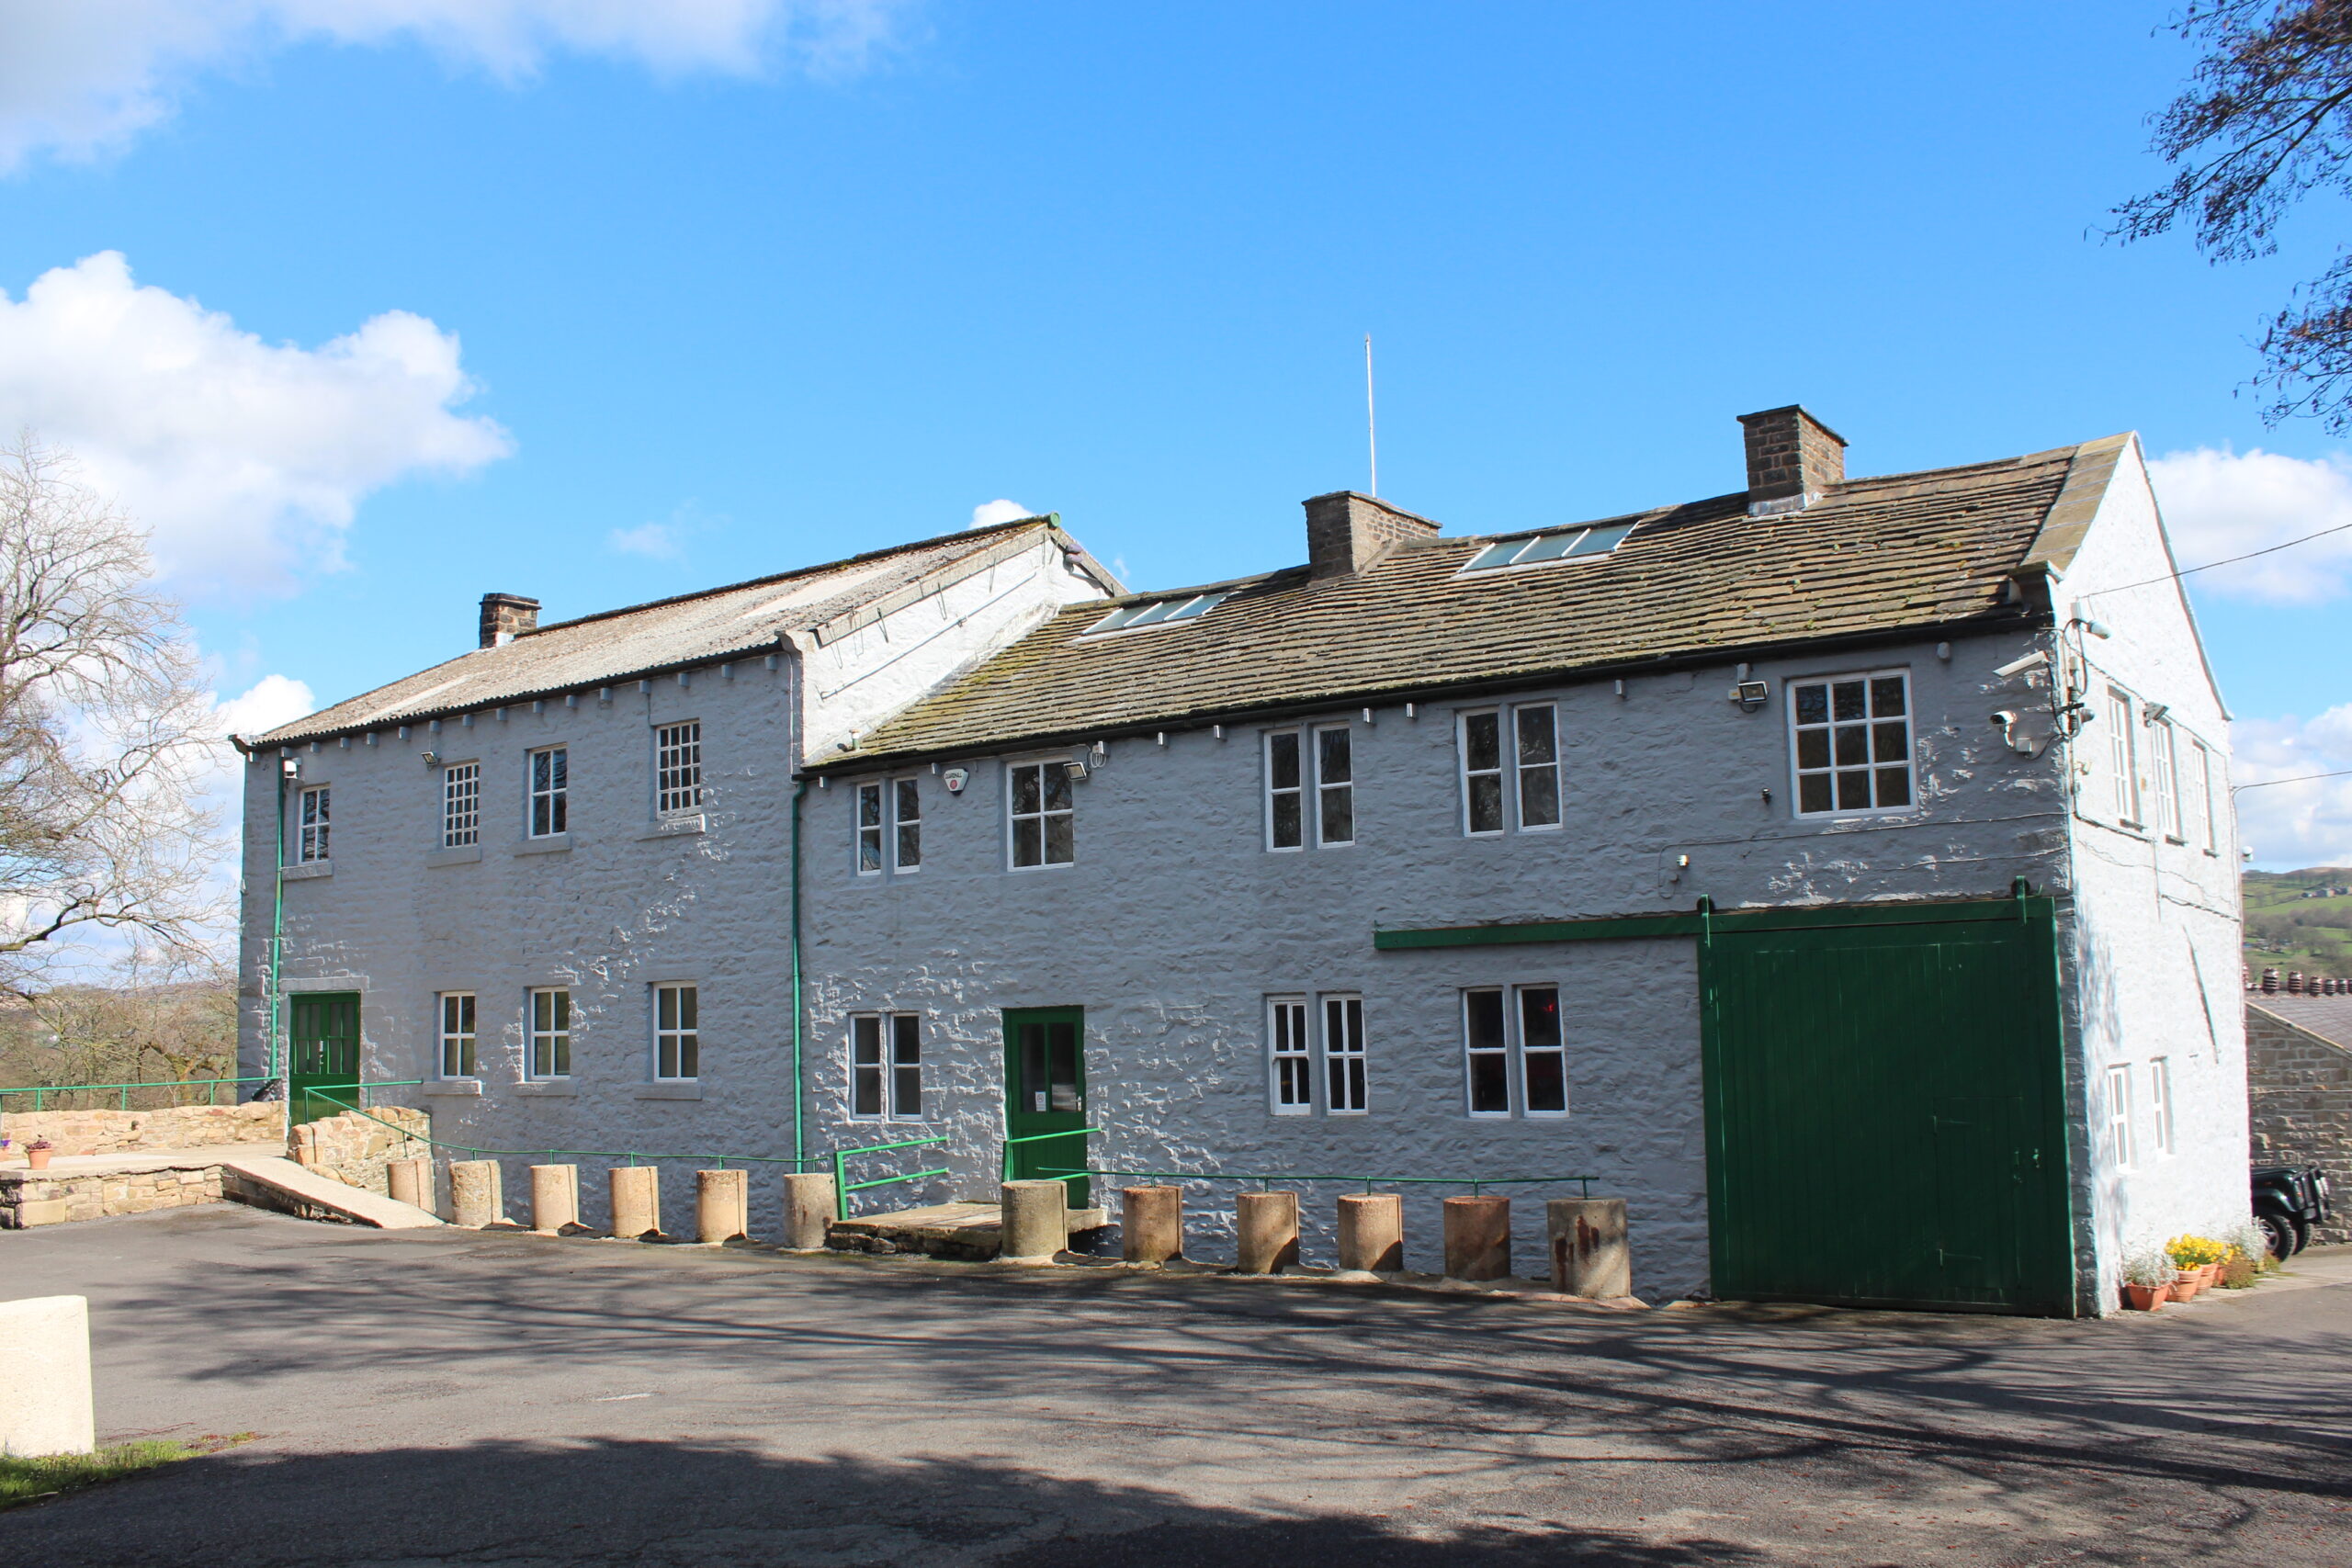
1086,591,1229,634
1463,523,1636,573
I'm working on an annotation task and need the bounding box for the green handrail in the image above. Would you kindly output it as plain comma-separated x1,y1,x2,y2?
1000,1125,1105,1182
831,1134,950,1221
1035,1165,1595,1198
295,1085,827,1171
0,1076,429,1113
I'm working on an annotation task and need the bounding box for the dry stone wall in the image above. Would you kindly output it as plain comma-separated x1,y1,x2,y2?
0,1161,226,1228
288,1106,430,1195
2247,1004,2352,1245
1,1100,282,1156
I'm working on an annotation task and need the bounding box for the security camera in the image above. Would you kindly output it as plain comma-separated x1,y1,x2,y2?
1995,650,2050,680
1991,710,2019,728
2143,702,2171,725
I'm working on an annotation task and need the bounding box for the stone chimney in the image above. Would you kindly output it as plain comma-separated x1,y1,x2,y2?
2263,968,2281,994
479,592,539,649
1303,491,1442,579
1736,405,1848,515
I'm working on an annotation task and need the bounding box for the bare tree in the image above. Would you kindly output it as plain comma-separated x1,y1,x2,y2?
2115,2,2352,427
0,437,226,1001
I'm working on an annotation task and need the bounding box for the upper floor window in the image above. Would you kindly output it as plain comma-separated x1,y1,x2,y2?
529,987,571,1079
2191,739,2219,852
2151,720,2182,840
2105,689,2140,824
857,778,922,874
442,761,481,847
1265,727,1353,849
1264,993,1365,1115
438,992,476,1079
1316,727,1354,846
297,784,331,863
1460,705,1561,835
2104,1063,2133,1169
653,983,698,1081
529,747,569,838
656,722,702,816
851,1012,923,1119
1009,761,1075,869
1462,984,1566,1118
1790,671,1913,817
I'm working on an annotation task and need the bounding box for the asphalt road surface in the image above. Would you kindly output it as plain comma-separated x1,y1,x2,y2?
3,1204,2350,1567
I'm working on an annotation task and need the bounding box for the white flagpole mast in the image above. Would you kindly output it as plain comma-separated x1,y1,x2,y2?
1364,333,1378,497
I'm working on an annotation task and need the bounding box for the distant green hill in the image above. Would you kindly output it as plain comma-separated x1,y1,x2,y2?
2245,868,2352,978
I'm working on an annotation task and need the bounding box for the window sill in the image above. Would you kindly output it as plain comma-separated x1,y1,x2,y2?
638,815,705,840
280,862,332,882
517,1080,576,1097
515,834,571,855
634,1081,703,1100
423,1078,482,1097
426,844,483,866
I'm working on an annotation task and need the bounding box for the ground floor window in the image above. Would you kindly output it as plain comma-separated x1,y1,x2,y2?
1263,992,1366,1114
1462,984,1566,1118
1268,998,1311,1112
654,983,698,1080
2104,1063,2133,1169
530,987,571,1079
852,1012,922,1120
438,992,476,1078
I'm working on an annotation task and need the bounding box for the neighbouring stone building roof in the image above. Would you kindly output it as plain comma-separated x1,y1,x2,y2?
248,517,1085,748
2252,994,2352,1053
815,436,2124,771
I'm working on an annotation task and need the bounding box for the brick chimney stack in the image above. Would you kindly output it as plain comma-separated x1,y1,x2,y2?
479,592,539,649
1737,405,1847,515
1302,491,1442,579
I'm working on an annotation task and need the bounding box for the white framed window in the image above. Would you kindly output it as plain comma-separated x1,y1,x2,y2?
1518,985,1566,1115
1008,761,1076,869
1464,989,1511,1116
2105,1063,2133,1170
2105,689,2140,824
893,778,922,871
1268,996,1311,1112
297,784,331,863
2192,739,2219,852
1461,712,1505,835
1266,732,1305,851
2149,1057,2174,1156
529,987,571,1079
2151,718,2181,840
654,983,698,1080
437,992,476,1079
1462,985,1566,1118
656,722,703,816
1315,725,1354,846
855,778,923,874
1790,671,1914,816
442,761,481,847
850,1012,922,1120
1323,994,1366,1114
1460,705,1564,835
1514,705,1561,829
529,746,568,838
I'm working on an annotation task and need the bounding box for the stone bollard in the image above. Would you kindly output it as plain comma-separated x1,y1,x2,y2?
696,1169,749,1243
779,1172,836,1250
1235,1190,1301,1274
999,1179,1068,1262
609,1165,662,1239
1122,1185,1183,1264
1442,1195,1511,1281
1336,1192,1405,1272
0,1296,95,1456
530,1164,581,1233
386,1156,429,1211
449,1159,503,1228
1548,1197,1631,1298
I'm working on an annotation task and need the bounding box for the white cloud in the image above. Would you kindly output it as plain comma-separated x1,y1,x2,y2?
213,671,315,740
2232,705,2352,871
0,251,512,593
969,498,1035,529
608,521,684,559
2147,446,2352,605
0,0,913,170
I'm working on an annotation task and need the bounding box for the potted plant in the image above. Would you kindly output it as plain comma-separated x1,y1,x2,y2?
2121,1249,2172,1311
25,1137,54,1170
2166,1235,2225,1296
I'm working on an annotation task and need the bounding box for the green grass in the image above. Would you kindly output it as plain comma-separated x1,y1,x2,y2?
2245,868,2352,976
0,1439,206,1511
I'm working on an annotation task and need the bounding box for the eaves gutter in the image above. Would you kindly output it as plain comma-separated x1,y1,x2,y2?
800,601,2054,780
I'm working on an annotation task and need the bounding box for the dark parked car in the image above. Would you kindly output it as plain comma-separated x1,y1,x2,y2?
2253,1164,2332,1258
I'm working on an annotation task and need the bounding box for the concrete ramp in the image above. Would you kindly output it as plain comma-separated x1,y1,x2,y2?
223,1156,444,1229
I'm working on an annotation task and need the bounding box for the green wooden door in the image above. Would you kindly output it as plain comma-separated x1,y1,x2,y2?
1701,907,2074,1314
288,992,362,1126
1003,1008,1089,1208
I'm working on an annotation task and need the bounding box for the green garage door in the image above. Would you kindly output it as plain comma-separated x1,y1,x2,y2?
1702,902,2075,1314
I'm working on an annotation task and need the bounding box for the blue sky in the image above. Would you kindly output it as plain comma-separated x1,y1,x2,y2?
2,1,2348,864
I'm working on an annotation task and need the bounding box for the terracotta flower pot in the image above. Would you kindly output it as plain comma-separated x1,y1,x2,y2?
26,1146,52,1169
2172,1271,2201,1300
2122,1282,2168,1311
2199,1263,2221,1286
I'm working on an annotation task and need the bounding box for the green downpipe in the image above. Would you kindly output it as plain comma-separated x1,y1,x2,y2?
269,757,288,1089
791,779,807,1168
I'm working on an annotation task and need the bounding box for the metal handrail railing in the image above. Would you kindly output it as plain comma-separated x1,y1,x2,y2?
1000,1125,1105,1182
1035,1166,1596,1198
832,1134,950,1221
0,1075,435,1112
296,1085,827,1172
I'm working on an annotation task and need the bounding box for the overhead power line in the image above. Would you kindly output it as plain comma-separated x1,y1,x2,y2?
2234,768,2352,793
2087,519,2352,598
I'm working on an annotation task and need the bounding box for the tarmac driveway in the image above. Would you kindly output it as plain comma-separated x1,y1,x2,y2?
3,1204,2349,1567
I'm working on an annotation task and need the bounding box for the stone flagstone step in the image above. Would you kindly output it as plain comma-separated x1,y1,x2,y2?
223,1155,444,1229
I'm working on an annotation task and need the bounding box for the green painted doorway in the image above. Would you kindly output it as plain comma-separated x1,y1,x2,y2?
1701,903,2075,1314
1002,1008,1089,1208
288,992,362,1126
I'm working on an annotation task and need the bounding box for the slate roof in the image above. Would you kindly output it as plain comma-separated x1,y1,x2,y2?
816,436,2126,772
248,517,1081,748
2255,995,2352,1052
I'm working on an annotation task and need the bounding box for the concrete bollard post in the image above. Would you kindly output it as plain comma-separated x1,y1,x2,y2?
1235,1190,1301,1274
1336,1192,1405,1272
695,1169,749,1243
1000,1179,1068,1262
530,1164,581,1233
609,1165,662,1239
0,1296,95,1456
1121,1185,1183,1264
1548,1197,1631,1298
386,1156,429,1211
449,1159,503,1228
1442,1195,1511,1281
779,1172,836,1250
